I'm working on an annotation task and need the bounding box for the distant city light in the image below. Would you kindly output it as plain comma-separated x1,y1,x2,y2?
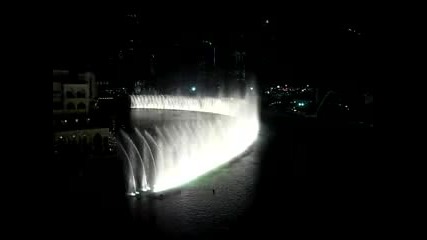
265,19,269,24
191,86,196,92
277,85,280,88
75,119,79,123
307,84,310,87
250,87,254,91
59,136,63,139
203,40,213,46
64,120,67,123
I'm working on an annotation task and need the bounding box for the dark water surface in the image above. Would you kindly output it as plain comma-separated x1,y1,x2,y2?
66,111,374,238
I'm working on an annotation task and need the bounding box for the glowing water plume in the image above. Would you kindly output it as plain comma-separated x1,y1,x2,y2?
121,94,259,194
130,95,254,117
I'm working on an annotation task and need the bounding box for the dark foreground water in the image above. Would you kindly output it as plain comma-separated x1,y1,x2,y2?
65,111,374,238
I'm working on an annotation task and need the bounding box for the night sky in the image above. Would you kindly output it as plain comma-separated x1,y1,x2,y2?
53,5,370,88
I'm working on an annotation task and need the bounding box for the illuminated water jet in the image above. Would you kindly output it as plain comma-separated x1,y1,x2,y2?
119,94,259,195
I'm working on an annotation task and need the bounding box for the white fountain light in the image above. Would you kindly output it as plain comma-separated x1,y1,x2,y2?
120,94,259,194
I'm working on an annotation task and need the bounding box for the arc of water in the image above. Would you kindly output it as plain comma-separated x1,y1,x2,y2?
143,130,160,169
134,128,157,179
154,126,172,179
117,142,137,195
120,130,149,191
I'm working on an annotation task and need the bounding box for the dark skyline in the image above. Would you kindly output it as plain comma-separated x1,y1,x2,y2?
53,6,369,89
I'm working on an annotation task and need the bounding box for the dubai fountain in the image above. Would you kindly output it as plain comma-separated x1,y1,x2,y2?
117,93,259,196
